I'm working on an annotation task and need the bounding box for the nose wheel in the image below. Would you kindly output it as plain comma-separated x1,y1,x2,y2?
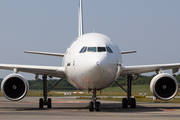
89,101,101,112
89,89,101,112
89,101,94,111
95,101,101,111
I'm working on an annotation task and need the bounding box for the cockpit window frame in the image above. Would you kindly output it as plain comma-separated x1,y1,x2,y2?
82,47,87,53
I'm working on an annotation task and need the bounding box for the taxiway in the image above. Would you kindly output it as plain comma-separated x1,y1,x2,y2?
0,96,180,120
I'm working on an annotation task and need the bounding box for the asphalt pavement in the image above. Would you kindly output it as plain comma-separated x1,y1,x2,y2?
0,96,180,120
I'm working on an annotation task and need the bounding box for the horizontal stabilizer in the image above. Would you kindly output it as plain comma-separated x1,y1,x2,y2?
121,50,137,54
24,50,64,57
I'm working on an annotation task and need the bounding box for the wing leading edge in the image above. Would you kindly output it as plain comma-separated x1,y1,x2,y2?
0,64,66,78
24,50,65,57
120,63,180,77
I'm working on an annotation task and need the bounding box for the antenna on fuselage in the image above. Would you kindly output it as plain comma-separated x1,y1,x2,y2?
78,0,84,37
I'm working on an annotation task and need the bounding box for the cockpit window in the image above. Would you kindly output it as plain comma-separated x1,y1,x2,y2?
98,47,106,52
106,46,113,53
80,46,111,53
88,47,96,52
83,47,87,52
79,47,84,53
79,46,87,53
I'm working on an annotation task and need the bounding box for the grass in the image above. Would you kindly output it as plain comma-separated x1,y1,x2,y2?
102,85,152,96
102,85,150,93
24,90,130,96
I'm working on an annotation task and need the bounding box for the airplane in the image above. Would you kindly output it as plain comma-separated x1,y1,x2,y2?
0,0,180,112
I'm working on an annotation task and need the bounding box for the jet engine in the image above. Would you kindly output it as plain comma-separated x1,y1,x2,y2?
150,73,178,100
1,73,29,101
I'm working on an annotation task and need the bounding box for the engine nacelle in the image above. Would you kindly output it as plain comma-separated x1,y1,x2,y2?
1,73,29,101
150,73,178,100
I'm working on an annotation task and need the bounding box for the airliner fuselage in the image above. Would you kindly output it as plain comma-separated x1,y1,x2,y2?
63,33,122,90
1,0,179,112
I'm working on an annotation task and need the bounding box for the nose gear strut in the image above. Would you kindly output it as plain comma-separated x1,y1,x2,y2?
89,88,101,112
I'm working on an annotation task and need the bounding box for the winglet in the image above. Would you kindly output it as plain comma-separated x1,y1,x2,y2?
78,0,84,37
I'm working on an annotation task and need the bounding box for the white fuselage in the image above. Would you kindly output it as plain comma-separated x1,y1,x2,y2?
63,33,122,90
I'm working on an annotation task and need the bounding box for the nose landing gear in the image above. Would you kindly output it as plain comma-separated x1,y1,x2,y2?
89,89,101,112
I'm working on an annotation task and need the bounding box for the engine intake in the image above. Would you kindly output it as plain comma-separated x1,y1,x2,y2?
150,73,178,100
1,73,29,101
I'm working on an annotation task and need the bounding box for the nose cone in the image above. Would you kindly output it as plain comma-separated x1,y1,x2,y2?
81,53,117,89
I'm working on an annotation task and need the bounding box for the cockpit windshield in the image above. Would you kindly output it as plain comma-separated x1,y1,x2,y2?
87,47,96,52
97,47,106,52
79,46,113,53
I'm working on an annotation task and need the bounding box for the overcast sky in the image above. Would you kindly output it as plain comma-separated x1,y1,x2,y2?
0,0,180,80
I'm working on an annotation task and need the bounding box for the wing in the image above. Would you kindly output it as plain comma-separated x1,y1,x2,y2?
24,50,65,57
120,63,180,76
0,64,66,78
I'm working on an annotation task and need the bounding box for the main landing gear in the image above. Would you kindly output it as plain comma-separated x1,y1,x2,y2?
116,75,136,108
89,89,101,112
39,75,52,108
122,75,136,108
39,75,63,108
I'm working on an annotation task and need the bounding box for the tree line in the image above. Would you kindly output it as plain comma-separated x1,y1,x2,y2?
1,74,180,90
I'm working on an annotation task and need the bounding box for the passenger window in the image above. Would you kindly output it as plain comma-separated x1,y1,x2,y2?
98,47,106,52
106,46,113,53
88,47,96,52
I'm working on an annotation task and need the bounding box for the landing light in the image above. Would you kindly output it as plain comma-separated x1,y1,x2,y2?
91,90,99,92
